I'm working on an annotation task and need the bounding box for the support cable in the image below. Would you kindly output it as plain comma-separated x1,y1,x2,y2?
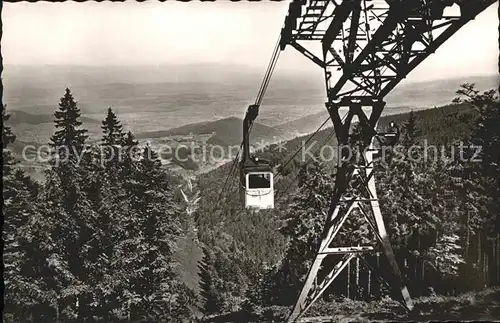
212,33,281,213
276,117,330,177
255,35,282,106
275,112,348,203
212,123,253,213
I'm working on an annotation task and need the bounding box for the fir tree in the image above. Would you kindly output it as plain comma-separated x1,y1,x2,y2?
123,131,139,150
50,88,89,159
2,109,53,322
401,110,422,149
116,145,194,321
101,108,126,168
122,131,140,172
101,107,125,146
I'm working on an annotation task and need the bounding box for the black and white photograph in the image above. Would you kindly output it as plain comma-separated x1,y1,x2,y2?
1,1,499,322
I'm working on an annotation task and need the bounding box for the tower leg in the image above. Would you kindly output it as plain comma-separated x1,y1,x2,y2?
365,147,413,310
287,100,412,322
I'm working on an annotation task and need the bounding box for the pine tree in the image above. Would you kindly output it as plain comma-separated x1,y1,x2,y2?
50,88,89,159
123,131,139,150
115,145,194,321
122,131,140,172
101,107,125,146
2,108,57,321
401,110,421,148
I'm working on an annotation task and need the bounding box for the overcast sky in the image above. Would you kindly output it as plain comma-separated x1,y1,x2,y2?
3,1,498,81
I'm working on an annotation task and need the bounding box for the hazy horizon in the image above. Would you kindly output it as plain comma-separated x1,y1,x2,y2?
3,2,498,83
2,63,497,88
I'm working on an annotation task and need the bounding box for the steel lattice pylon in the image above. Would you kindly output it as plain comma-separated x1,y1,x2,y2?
278,0,497,321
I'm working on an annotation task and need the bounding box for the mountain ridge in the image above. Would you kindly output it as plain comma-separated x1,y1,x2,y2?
135,116,285,147
6,110,100,125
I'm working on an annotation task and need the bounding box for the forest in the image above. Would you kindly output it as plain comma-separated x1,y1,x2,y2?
2,83,500,322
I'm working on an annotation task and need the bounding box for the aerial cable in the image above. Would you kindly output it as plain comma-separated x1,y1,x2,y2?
212,122,254,214
276,126,338,201
255,40,277,104
256,44,281,106
275,117,331,177
275,112,349,201
254,41,277,104
255,34,282,106
257,51,280,107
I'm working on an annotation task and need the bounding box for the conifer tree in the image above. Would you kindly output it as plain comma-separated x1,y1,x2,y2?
401,110,421,148
50,88,88,159
3,108,33,320
122,131,140,172
4,183,65,322
101,107,125,146
123,131,139,150
115,145,194,321
46,89,95,319
2,108,54,322
100,108,126,168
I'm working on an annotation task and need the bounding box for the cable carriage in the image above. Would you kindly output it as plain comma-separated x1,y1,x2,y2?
381,121,400,146
240,104,274,210
240,156,274,210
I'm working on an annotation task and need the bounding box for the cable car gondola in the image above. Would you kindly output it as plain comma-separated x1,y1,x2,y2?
383,121,400,146
240,104,274,210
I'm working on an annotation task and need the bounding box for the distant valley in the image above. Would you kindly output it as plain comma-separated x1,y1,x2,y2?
3,64,497,179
